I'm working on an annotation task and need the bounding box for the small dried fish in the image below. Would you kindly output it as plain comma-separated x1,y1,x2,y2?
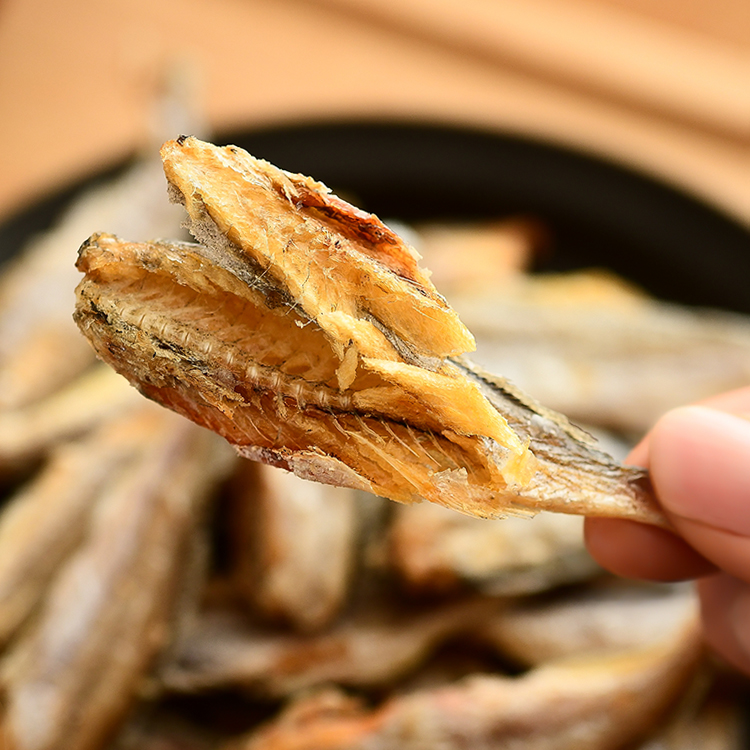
389,501,597,595
74,137,663,526
0,365,141,475
229,617,702,750
1,407,232,750
228,461,359,632
453,272,750,434
160,596,499,698
0,148,187,413
0,406,167,647
476,581,698,667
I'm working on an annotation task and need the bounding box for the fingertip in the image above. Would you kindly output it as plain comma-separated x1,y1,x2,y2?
624,435,649,469
649,406,750,534
584,516,716,582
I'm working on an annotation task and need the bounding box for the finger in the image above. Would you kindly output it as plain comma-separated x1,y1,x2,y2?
625,438,650,470
625,385,750,470
649,406,750,582
698,574,750,675
584,517,716,581
695,385,750,414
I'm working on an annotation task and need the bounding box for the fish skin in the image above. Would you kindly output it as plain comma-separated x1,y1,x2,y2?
73,138,666,527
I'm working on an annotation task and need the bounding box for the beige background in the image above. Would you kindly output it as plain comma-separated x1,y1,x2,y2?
0,0,748,225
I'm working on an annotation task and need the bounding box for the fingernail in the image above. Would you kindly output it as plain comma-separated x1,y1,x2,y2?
650,406,750,535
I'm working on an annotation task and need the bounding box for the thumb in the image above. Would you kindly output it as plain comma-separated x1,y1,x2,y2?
650,405,750,583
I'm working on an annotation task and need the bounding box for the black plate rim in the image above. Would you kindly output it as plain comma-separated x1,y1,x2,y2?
2,118,749,313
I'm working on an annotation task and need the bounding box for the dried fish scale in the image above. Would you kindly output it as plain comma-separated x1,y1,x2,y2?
74,137,664,526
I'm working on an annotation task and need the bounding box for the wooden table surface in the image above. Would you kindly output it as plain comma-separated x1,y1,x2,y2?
0,0,748,225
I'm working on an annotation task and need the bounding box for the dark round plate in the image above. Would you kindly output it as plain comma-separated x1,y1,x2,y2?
3,120,749,314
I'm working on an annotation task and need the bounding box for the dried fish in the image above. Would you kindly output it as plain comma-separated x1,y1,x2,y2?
389,501,598,595
1,407,233,750
74,137,663,526
476,581,698,667
0,406,168,647
0,150,186,413
160,596,499,698
453,271,750,434
230,617,702,750
0,365,142,474
228,461,359,632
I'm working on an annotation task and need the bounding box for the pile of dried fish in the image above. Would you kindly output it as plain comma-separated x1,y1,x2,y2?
0,136,748,750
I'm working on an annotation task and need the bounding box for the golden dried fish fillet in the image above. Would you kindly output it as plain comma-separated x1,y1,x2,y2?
74,136,663,526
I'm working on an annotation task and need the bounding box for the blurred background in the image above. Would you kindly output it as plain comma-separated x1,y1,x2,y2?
1,0,748,225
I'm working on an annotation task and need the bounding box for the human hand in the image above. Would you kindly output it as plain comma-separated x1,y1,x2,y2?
584,387,750,674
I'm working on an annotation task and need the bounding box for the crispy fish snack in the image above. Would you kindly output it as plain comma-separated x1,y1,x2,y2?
74,136,663,525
